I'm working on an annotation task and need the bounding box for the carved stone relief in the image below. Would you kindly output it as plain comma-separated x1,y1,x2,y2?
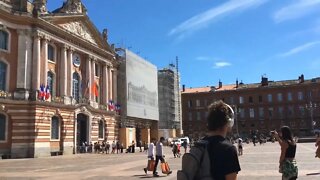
60,21,97,45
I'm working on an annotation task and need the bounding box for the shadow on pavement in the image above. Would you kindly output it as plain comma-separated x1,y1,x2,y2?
133,174,168,178
306,172,320,176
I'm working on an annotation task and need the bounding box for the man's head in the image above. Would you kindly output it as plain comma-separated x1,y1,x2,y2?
207,100,234,133
160,137,165,143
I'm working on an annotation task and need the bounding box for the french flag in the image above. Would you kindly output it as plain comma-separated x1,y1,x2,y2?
38,84,45,100
45,85,50,100
108,100,115,111
115,104,121,114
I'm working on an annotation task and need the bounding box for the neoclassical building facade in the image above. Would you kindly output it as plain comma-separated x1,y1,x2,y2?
0,0,119,158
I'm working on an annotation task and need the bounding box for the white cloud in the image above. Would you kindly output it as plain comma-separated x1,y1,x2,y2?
279,41,320,57
273,0,320,23
213,62,232,69
168,0,267,37
196,56,211,61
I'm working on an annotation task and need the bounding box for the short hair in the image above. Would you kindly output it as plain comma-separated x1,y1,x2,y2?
207,100,234,131
160,137,165,141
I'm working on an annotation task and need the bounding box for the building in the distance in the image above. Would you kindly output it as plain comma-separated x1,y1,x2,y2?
0,0,119,158
181,75,320,139
157,64,182,139
117,49,159,147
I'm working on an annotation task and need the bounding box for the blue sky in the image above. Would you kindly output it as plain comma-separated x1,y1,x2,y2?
47,0,320,88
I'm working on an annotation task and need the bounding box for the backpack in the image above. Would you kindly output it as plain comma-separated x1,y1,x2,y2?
177,140,213,180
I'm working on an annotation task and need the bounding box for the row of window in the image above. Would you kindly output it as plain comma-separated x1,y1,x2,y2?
187,106,312,121
0,114,106,141
187,92,311,108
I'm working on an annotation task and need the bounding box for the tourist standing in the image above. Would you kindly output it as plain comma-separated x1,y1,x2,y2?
111,141,116,154
273,126,298,180
238,138,243,156
106,142,110,154
116,141,120,154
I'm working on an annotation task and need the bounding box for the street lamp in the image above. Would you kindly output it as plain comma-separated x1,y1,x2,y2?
305,101,317,134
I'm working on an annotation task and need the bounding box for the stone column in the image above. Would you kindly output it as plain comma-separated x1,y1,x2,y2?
102,64,108,105
41,36,49,86
32,33,41,92
67,48,74,97
86,56,92,101
14,29,31,100
108,67,113,101
112,69,117,102
60,45,68,97
91,59,96,101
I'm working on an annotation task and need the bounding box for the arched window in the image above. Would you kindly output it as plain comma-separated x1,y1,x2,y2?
47,44,54,61
0,61,7,91
47,71,54,96
72,72,80,102
98,120,105,139
0,114,7,141
51,116,60,140
0,30,9,50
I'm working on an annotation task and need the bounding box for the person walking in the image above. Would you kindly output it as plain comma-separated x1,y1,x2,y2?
153,137,172,177
116,141,120,154
106,142,110,154
273,126,298,180
238,138,243,156
143,138,155,174
111,141,116,154
182,140,188,153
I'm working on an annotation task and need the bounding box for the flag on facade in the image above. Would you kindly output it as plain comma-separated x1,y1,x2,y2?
45,85,50,100
108,100,115,111
115,104,121,114
92,81,99,97
38,84,45,100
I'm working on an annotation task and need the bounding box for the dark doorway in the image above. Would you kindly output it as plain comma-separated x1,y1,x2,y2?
77,114,89,146
136,128,141,143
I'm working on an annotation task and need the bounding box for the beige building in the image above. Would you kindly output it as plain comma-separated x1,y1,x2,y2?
0,0,120,158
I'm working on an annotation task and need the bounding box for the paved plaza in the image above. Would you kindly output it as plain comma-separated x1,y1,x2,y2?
1,143,320,180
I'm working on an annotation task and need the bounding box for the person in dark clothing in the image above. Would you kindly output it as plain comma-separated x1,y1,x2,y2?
116,141,120,154
203,100,241,180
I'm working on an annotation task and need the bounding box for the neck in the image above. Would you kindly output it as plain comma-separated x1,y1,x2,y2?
207,130,227,138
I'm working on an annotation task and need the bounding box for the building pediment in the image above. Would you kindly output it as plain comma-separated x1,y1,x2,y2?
58,20,97,45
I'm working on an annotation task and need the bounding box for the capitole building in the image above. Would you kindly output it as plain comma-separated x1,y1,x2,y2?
0,0,121,158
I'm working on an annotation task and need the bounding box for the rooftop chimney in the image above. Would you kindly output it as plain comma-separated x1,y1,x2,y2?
236,79,239,88
261,76,268,86
299,74,305,83
219,80,222,88
182,84,185,92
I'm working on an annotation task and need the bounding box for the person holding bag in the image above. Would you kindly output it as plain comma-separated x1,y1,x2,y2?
272,126,298,180
144,138,155,174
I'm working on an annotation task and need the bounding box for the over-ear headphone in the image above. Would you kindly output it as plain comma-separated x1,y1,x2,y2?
225,103,235,127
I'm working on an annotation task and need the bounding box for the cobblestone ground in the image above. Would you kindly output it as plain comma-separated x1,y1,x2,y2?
0,143,320,180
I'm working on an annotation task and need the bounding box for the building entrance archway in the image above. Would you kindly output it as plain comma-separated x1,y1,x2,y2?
77,113,89,148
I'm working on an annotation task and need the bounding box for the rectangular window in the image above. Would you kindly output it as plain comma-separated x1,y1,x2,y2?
258,95,263,103
0,115,6,141
196,99,201,107
188,112,192,121
47,45,54,61
268,107,274,118
204,99,208,107
287,92,293,101
278,107,284,119
298,92,303,101
98,121,104,139
0,30,8,50
249,96,253,103
95,63,99,77
229,97,234,104
188,100,193,108
249,108,255,118
197,112,201,121
299,105,305,117
277,93,283,102
0,62,7,91
268,94,272,103
259,107,264,119
51,117,60,140
288,106,294,117
239,96,244,104
239,108,245,118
